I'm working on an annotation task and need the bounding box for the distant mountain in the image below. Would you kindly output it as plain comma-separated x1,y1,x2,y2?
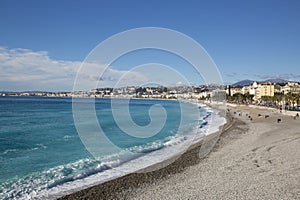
231,78,291,87
265,78,288,84
0,91,21,94
232,79,254,87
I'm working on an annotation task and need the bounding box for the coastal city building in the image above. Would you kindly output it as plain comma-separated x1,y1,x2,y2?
1,81,299,109
249,82,275,101
282,82,300,94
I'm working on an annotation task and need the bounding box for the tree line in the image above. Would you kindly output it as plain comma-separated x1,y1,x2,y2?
227,92,300,110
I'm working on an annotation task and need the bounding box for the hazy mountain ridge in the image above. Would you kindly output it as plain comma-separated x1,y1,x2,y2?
231,78,295,86
231,80,254,87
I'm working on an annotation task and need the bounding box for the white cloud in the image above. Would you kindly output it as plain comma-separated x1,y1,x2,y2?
0,47,149,91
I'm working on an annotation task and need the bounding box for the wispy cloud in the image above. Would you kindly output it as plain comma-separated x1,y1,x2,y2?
223,71,300,85
224,72,237,78
0,47,148,91
223,72,242,84
254,73,300,80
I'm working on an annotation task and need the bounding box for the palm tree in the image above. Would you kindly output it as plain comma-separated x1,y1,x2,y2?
285,92,297,109
296,93,300,108
244,92,254,103
273,94,283,108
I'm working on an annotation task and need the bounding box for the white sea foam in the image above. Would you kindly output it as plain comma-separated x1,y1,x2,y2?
1,144,48,157
63,135,78,140
36,144,47,149
1,149,17,155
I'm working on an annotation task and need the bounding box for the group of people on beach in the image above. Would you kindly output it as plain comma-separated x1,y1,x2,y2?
228,108,300,123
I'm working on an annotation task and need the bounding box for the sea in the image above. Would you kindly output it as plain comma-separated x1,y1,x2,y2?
0,97,225,199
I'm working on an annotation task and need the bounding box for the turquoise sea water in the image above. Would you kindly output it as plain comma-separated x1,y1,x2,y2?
0,97,206,199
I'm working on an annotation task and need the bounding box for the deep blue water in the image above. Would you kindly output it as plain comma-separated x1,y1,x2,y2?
0,97,203,199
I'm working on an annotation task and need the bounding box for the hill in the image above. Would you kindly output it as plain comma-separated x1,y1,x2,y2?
265,78,288,84
232,79,254,87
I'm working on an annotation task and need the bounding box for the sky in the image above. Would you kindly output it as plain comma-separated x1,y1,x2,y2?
0,0,300,91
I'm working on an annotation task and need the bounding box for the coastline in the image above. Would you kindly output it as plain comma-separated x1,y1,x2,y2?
54,104,230,200
1,97,227,199
57,103,300,199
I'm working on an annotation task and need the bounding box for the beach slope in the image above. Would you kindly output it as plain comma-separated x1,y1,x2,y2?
58,106,300,199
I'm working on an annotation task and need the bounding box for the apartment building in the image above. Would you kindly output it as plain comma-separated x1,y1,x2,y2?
250,82,274,101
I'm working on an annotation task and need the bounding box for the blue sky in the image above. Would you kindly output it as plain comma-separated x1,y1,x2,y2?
1,0,300,91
